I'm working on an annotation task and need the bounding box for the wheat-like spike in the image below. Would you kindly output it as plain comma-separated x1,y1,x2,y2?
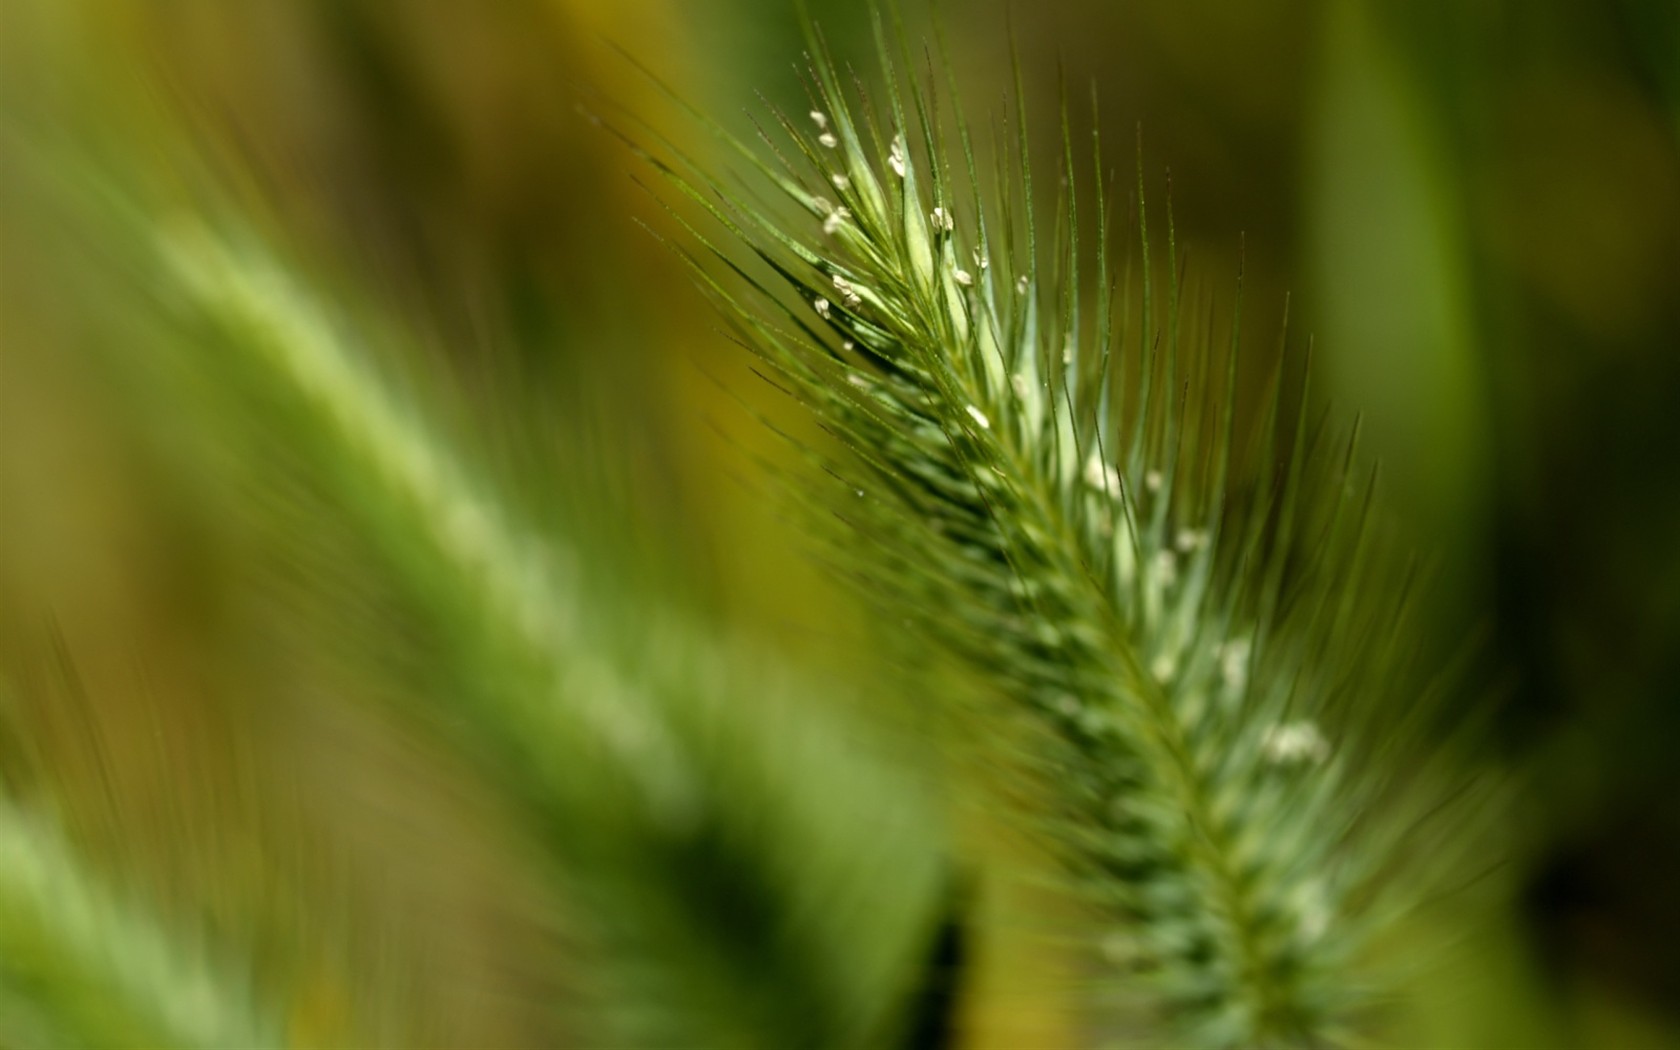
632,6,1485,1045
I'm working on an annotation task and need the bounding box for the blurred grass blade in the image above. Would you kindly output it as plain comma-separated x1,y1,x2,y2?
0,799,285,1050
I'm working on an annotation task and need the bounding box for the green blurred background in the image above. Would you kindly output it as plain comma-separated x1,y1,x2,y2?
3,0,1677,1045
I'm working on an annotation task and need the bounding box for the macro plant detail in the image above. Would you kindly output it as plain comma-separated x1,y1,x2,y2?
625,10,1492,1046
6,0,1677,1047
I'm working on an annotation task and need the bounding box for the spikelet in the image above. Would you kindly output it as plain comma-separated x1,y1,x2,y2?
624,6,1495,1045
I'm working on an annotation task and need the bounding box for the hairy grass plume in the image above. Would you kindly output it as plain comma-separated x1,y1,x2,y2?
618,6,1501,1045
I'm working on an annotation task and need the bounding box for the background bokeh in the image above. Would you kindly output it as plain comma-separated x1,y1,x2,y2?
3,0,1677,1045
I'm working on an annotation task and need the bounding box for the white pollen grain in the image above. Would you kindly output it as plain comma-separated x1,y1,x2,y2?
888,135,907,178
1083,453,1121,498
832,274,862,306
1261,721,1330,765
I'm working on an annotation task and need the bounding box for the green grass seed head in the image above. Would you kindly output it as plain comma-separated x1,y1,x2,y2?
632,6,1497,1045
